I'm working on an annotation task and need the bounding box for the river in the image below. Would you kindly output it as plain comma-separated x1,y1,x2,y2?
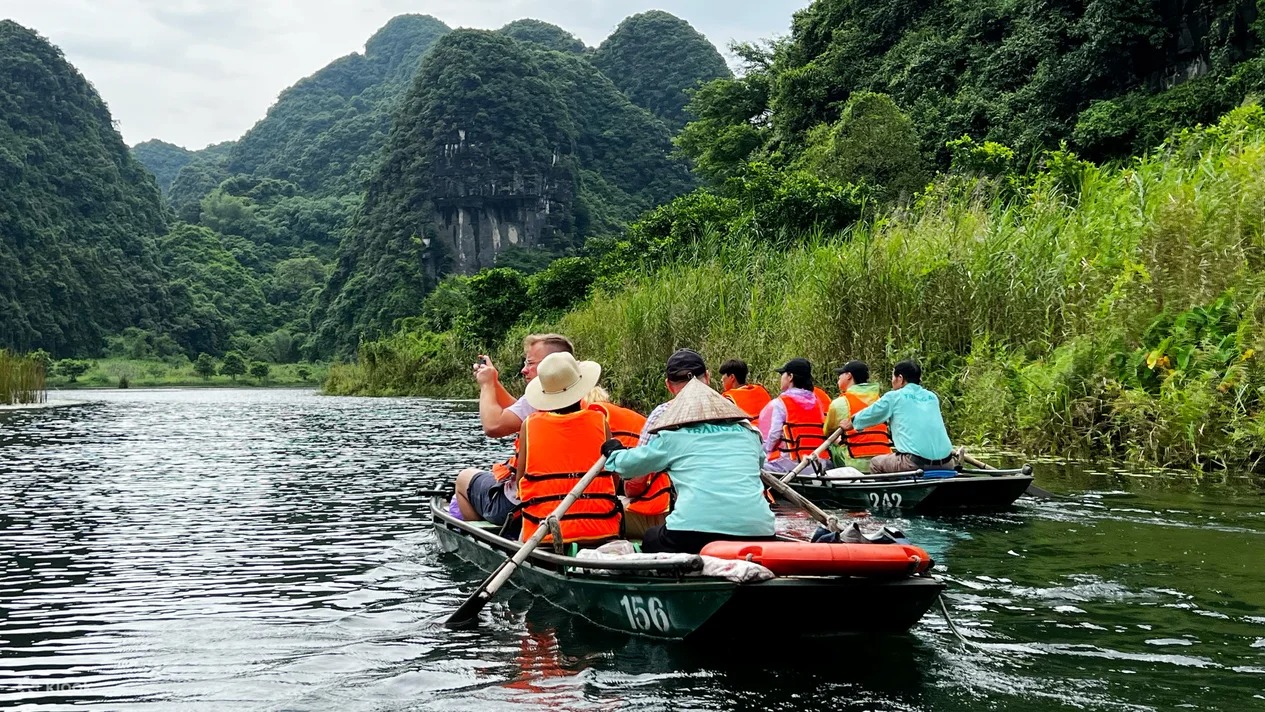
1,388,1262,711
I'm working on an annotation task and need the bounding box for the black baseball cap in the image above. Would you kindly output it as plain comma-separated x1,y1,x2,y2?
665,348,707,381
775,358,812,380
834,360,870,383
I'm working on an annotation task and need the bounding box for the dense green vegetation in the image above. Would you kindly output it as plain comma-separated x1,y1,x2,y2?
1,349,45,405
310,28,695,357
591,10,731,130
44,356,323,389
0,21,177,357
130,139,192,195
498,19,586,53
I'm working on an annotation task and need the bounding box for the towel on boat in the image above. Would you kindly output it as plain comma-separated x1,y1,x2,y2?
575,541,775,583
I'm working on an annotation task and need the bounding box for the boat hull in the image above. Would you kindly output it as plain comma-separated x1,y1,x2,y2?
431,500,944,639
789,473,1034,512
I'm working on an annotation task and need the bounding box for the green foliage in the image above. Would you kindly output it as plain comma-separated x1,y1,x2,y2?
947,136,1016,178
131,139,193,196
527,257,595,316
219,351,246,381
674,42,775,182
249,360,270,382
296,365,312,382
499,19,586,53
591,11,731,130
494,246,555,275
795,92,929,200
193,353,217,380
105,327,183,360
1,350,46,405
683,0,1265,172
0,21,177,357
55,359,91,382
418,275,471,332
455,268,530,347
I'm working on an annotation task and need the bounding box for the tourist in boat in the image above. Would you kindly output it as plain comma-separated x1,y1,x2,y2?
452,333,574,527
718,358,772,423
762,358,829,473
601,377,775,554
824,360,894,471
585,387,672,538
516,351,621,545
837,360,957,474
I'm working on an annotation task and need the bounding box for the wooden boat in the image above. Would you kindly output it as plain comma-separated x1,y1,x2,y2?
431,496,945,640
788,466,1035,512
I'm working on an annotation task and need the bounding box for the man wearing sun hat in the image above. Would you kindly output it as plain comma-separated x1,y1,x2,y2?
601,374,776,554
514,351,622,545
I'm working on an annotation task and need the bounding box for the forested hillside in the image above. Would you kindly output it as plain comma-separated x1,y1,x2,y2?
309,29,695,357
591,11,731,130
131,139,192,195
0,21,175,356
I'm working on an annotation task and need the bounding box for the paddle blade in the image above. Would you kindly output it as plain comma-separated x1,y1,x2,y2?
445,589,490,629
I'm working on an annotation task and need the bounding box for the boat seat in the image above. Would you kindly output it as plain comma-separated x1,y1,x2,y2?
922,469,957,479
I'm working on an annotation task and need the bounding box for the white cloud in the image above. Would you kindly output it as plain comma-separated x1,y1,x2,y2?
4,0,810,149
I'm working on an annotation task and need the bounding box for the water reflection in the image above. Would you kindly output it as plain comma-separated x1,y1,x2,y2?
1,389,1262,711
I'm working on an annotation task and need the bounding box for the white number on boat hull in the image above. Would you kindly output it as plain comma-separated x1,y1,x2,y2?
867,492,903,509
619,595,671,633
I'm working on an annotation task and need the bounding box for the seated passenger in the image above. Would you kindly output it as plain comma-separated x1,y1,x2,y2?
602,377,775,554
718,358,772,424
452,334,574,527
516,352,621,545
825,360,894,471
585,387,671,538
838,360,957,474
763,358,829,473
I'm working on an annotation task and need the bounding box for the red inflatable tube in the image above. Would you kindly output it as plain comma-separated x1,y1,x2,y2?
699,540,933,577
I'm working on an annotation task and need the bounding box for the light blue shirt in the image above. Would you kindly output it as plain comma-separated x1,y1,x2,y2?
605,422,775,537
850,384,954,460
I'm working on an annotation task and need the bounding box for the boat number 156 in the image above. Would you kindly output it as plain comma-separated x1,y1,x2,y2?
868,492,903,508
619,595,671,632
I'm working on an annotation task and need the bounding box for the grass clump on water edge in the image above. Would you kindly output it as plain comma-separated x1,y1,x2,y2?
0,350,47,405
340,105,1265,470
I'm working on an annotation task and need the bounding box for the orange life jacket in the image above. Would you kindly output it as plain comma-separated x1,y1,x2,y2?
840,391,894,458
587,402,674,517
490,437,520,482
813,387,832,416
772,393,828,461
518,409,621,544
723,384,773,421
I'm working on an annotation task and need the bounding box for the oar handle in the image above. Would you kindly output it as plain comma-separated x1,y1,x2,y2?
955,447,996,471
762,471,840,533
780,427,845,484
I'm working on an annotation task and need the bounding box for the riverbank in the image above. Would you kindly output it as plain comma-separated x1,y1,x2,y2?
328,107,1265,471
52,359,328,390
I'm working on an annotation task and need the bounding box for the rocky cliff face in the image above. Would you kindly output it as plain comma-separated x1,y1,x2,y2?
429,131,574,271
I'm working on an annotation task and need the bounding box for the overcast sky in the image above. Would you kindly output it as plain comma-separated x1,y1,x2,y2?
6,1,810,150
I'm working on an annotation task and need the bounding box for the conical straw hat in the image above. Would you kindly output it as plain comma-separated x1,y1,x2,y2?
648,378,750,433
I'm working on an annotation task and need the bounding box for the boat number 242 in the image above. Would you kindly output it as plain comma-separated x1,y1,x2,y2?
618,595,671,633
867,492,903,508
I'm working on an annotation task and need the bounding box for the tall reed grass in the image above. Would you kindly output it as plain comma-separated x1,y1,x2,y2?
340,105,1265,468
0,350,47,405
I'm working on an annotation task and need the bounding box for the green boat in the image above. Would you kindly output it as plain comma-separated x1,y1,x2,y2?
431,496,945,640
788,466,1035,512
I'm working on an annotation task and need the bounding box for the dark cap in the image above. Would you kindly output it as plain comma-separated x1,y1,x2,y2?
834,360,870,383
775,357,812,380
665,348,707,381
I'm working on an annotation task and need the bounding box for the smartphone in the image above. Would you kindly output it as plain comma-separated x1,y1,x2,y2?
476,356,489,367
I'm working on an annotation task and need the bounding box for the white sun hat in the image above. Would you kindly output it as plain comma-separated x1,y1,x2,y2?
524,352,602,411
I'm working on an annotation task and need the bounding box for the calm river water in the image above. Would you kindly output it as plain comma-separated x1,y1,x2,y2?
1,388,1262,711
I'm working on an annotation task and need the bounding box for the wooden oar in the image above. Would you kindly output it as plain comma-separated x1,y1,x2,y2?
445,455,608,629
761,471,842,533
956,448,1056,499
779,427,845,484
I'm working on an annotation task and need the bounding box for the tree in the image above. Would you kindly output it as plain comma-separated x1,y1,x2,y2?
193,353,217,380
55,359,91,383
296,366,311,382
795,92,929,200
249,361,270,383
219,351,246,381
456,268,530,347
